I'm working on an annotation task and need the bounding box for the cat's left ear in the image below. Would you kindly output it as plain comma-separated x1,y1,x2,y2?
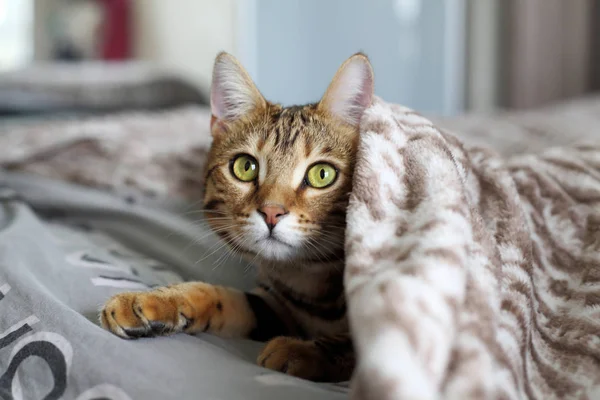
318,53,374,127
210,52,266,135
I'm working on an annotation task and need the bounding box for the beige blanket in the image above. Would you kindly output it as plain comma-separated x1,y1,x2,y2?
347,98,600,399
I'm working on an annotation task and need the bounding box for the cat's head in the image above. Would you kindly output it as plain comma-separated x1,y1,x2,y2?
203,52,374,263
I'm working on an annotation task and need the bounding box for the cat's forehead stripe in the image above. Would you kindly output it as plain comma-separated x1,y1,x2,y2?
269,106,316,151
256,134,266,152
304,136,313,158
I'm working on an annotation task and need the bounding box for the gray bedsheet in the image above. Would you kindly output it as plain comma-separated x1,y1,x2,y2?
0,171,348,399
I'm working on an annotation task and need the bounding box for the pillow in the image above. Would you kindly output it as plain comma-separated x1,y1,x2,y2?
0,62,207,114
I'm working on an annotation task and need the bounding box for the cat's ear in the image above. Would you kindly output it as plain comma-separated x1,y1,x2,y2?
210,52,266,134
318,53,374,127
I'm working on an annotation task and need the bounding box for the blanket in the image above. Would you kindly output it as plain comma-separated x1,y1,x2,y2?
346,98,600,399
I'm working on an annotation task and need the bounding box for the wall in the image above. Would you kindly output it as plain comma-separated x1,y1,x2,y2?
249,0,465,115
31,0,473,114
465,0,500,113
0,0,34,71
132,0,236,91
32,0,235,91
503,0,595,109
590,0,600,91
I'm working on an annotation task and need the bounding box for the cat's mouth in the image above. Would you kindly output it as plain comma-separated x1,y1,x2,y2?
262,235,293,248
252,234,298,261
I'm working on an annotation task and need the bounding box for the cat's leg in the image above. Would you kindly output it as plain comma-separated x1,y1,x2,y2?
100,282,287,340
257,334,354,382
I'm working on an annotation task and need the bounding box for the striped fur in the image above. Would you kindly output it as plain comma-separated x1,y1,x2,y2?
101,52,374,382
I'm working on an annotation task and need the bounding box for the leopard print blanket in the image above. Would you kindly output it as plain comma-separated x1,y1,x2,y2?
346,98,600,399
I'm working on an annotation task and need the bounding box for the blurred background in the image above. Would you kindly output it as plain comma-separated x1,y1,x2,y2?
0,0,599,117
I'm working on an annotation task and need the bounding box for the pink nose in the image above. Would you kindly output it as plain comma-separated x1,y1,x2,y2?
257,205,289,231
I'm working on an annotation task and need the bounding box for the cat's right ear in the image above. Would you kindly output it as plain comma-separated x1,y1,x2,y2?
318,53,374,127
210,52,266,136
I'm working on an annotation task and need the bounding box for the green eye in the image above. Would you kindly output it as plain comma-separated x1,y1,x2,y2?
231,154,258,182
306,163,337,188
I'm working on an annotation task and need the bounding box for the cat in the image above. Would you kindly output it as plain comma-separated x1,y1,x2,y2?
100,51,374,382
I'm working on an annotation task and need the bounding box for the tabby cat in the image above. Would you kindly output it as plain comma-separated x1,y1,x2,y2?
101,52,374,382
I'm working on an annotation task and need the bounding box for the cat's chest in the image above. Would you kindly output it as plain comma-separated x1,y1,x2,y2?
257,264,348,337
292,308,349,338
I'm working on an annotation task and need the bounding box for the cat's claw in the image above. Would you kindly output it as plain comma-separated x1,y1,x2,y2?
100,291,187,339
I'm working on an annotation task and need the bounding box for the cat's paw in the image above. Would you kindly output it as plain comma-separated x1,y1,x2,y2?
257,337,325,381
100,290,189,339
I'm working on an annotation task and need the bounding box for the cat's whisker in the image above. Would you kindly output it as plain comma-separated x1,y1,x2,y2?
192,216,235,221
182,208,229,214
314,229,346,242
302,243,323,263
212,231,246,270
223,236,249,267
212,231,248,269
306,229,344,245
181,224,239,251
188,219,249,230
306,234,344,266
223,235,253,270
237,233,255,263
185,220,218,229
197,242,231,266
179,224,240,257
163,214,230,240
192,230,234,257
305,238,343,273
180,198,207,213
316,233,345,245
187,216,248,227
319,223,347,230
314,226,345,235
185,219,237,229
212,234,235,265
244,247,263,274
197,230,246,265
303,237,333,263
243,234,266,273
179,209,229,218
162,218,236,242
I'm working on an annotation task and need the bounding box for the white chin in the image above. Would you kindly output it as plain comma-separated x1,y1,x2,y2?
256,238,298,261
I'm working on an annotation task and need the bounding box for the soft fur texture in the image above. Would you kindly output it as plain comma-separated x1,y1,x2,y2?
101,53,374,383
347,98,600,399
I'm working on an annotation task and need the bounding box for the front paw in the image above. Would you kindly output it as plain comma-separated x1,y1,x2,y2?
257,337,325,381
100,290,193,339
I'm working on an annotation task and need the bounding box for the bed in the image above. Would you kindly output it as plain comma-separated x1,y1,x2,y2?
1,94,599,399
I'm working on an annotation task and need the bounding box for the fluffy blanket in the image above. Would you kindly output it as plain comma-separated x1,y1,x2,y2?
346,98,600,399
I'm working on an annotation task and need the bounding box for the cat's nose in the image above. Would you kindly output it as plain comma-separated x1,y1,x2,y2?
257,204,289,231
